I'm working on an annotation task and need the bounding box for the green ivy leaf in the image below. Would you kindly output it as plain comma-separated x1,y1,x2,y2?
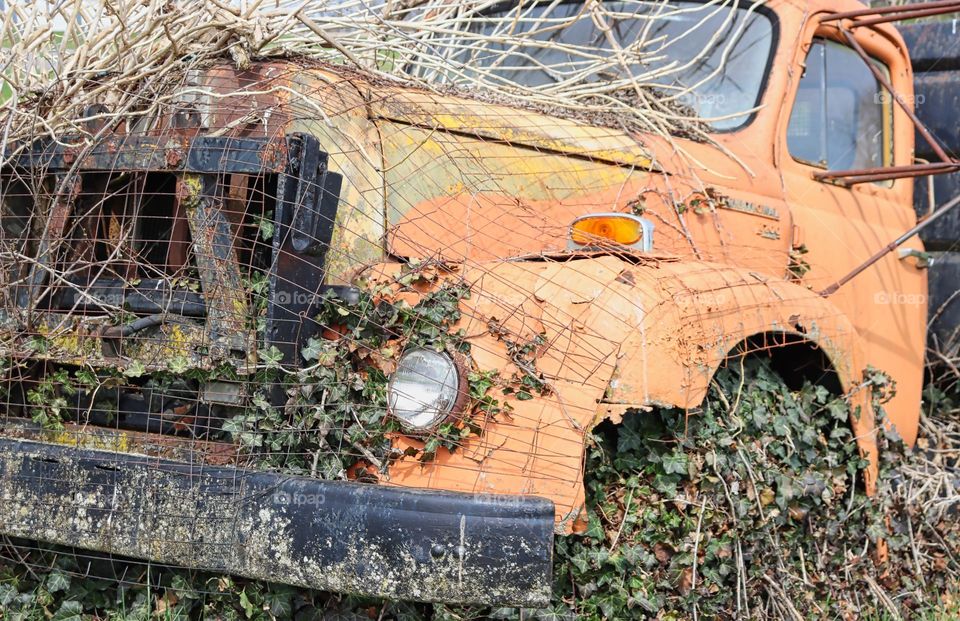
258,217,275,241
50,601,83,621
167,356,190,374
46,570,71,593
662,451,688,475
123,359,146,378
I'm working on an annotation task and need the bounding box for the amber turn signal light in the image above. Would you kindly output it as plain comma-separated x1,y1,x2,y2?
570,213,650,247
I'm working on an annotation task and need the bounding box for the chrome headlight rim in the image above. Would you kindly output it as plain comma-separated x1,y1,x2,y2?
386,347,469,433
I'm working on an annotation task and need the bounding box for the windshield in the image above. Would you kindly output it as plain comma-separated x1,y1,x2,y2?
433,1,775,131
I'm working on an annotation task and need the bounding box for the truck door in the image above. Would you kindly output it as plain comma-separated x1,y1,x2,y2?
778,23,926,443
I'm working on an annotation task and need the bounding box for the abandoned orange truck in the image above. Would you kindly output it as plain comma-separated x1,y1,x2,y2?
0,0,950,607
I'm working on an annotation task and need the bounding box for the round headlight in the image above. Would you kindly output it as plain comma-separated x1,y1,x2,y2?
387,349,461,430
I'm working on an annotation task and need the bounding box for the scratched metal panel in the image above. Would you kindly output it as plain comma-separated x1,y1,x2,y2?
900,22,960,73
902,21,960,239
928,252,960,357
911,71,960,161
912,171,960,249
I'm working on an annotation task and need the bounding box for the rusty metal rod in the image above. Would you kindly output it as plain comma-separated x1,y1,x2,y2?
819,0,960,22
851,5,960,28
820,192,960,297
814,163,960,185
842,28,954,164
818,170,956,186
815,162,959,179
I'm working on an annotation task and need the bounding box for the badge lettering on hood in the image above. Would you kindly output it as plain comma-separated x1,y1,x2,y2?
718,198,781,220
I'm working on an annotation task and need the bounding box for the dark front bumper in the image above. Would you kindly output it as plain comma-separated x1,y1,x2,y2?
0,438,554,606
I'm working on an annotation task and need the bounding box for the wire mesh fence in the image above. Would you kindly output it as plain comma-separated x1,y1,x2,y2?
0,0,934,609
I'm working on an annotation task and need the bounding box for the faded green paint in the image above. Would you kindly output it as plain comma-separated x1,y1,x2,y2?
284,71,386,285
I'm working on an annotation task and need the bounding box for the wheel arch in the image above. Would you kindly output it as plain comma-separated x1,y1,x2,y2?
728,331,845,394
599,265,881,494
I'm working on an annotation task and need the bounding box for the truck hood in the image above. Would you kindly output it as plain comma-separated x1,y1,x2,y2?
166,61,766,269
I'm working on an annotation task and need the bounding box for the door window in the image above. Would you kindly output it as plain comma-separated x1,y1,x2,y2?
787,39,893,171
